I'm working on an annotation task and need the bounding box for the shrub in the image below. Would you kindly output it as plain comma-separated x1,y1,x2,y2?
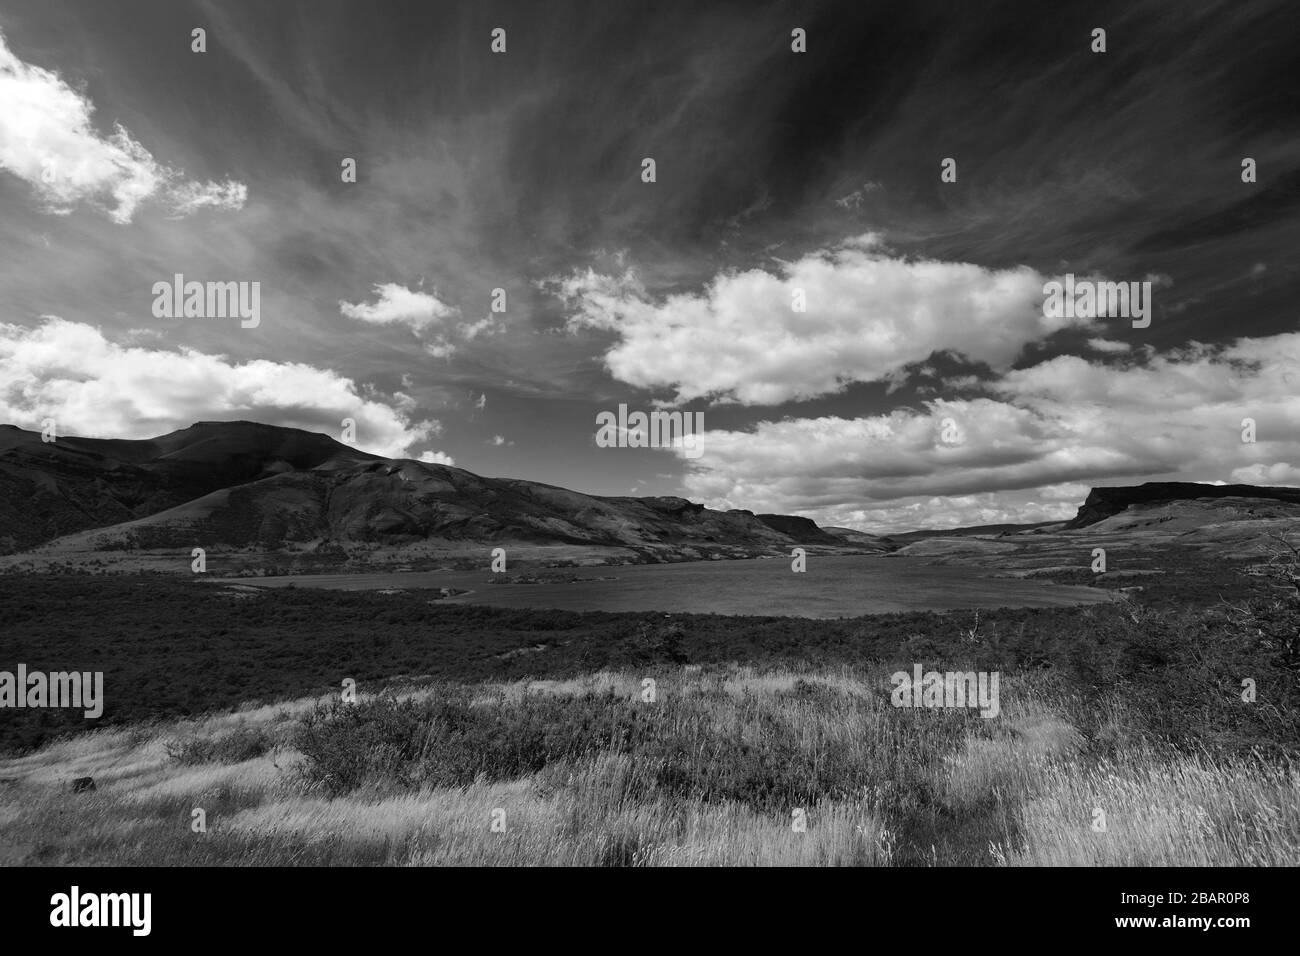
165,724,275,765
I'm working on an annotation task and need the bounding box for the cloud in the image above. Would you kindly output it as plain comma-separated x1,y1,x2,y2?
423,338,457,359
826,493,1080,534
832,182,882,210
0,30,246,223
1229,462,1300,485
418,450,455,465
671,332,1300,530
461,314,504,340
339,283,456,331
553,235,1093,405
0,316,429,456
166,180,249,217
1087,338,1131,353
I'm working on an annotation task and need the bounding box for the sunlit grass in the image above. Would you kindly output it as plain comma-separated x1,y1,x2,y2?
1,666,1295,866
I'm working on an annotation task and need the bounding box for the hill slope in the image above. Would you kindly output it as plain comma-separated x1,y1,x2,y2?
0,421,860,566
0,421,377,553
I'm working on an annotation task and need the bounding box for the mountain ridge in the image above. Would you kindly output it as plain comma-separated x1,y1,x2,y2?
2,421,1297,567
0,421,872,564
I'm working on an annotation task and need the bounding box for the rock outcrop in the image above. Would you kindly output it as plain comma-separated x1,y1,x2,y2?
1065,482,1300,529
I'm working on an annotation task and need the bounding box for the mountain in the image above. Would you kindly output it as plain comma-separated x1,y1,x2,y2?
7,422,1295,572
820,526,897,551
0,421,377,553
883,481,1300,570
888,520,1063,541
1064,482,1300,529
0,421,865,567
754,513,846,544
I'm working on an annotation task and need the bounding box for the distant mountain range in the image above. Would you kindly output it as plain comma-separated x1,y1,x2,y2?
0,421,890,563
1,420,1296,569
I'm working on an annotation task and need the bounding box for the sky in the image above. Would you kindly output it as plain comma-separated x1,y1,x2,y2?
1,0,1298,533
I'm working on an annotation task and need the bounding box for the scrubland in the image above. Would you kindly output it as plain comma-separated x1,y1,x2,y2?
1,559,1296,866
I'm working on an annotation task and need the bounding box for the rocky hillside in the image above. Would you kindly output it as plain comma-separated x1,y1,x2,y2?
1064,482,1300,529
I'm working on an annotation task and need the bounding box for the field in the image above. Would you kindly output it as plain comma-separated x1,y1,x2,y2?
1,553,1298,866
2,666,1297,866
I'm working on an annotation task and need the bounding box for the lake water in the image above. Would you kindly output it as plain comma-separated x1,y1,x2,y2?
222,555,1113,619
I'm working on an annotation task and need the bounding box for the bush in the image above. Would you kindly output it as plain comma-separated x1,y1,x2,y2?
293,690,646,796
630,619,690,664
165,725,275,765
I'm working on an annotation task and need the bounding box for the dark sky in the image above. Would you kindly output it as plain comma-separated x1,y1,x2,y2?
1,0,1298,530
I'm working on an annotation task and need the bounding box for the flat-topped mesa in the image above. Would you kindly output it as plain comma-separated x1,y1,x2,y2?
1064,481,1300,529
755,513,845,544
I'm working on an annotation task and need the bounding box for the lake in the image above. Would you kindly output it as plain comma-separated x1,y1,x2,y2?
219,555,1114,619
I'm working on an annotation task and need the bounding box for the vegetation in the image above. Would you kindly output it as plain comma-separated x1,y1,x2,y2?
0,554,1296,865
1,666,1294,866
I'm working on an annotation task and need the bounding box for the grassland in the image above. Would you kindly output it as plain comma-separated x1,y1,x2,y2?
1,666,1296,866
0,554,1297,866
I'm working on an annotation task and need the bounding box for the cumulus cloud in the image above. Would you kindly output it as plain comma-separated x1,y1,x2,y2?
418,450,455,466
0,30,246,223
669,332,1300,530
829,493,1080,534
0,317,428,456
552,235,1095,405
339,283,456,331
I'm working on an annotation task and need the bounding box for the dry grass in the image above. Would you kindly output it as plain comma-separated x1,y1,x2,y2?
1002,748,1300,866
0,666,1295,866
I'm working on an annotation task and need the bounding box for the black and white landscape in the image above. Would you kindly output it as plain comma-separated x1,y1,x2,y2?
0,0,1298,876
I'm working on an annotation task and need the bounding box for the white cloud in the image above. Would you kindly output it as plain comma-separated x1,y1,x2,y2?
0,30,246,223
340,283,455,331
1228,462,1300,485
1087,337,1131,353
670,332,1300,530
423,338,457,359
1037,482,1093,502
553,235,1093,405
166,179,248,217
830,493,1079,534
461,314,504,340
418,450,455,466
0,316,428,456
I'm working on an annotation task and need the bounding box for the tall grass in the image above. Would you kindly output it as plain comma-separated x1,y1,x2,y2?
1,665,1295,866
